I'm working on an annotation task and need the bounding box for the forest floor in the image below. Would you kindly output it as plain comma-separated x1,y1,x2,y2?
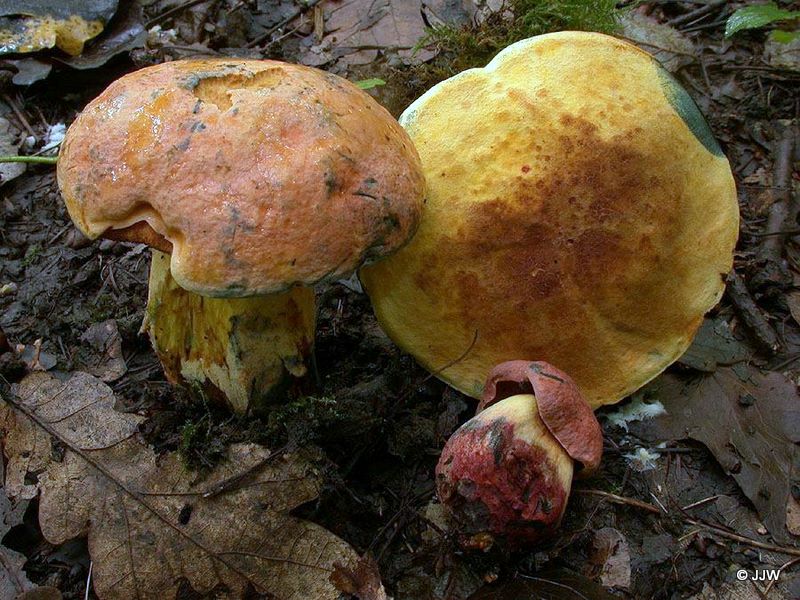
0,1,799,599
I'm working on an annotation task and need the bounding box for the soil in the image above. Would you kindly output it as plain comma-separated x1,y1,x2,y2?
1,1,799,599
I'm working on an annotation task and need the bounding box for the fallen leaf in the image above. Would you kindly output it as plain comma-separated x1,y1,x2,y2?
788,493,800,536
301,0,475,67
14,340,57,372
688,581,787,600
678,317,751,372
2,58,52,85
764,33,800,71
0,117,25,185
80,320,127,382
587,527,631,590
59,0,146,70
330,556,388,600
1,371,358,599
468,569,618,600
0,493,34,599
0,0,119,56
786,292,800,328
16,587,63,600
632,367,800,542
619,12,696,72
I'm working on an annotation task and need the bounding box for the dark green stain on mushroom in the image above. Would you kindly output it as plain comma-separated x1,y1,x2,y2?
655,63,723,157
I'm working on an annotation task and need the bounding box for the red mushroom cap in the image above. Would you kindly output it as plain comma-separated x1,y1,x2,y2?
479,360,602,475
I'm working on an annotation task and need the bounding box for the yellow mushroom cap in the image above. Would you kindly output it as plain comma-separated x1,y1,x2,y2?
58,59,425,297
361,32,739,408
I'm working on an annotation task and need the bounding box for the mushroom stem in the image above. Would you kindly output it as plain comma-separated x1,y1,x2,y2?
142,250,316,413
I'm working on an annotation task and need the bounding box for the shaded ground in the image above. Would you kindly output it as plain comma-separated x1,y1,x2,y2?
1,1,799,599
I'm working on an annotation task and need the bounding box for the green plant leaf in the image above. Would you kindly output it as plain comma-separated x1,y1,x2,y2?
354,78,386,90
725,3,800,38
770,28,800,43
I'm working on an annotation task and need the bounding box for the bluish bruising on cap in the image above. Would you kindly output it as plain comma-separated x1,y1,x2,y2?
656,63,723,157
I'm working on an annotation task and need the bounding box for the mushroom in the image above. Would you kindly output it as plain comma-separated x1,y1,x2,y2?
361,32,739,408
436,360,602,549
58,59,425,413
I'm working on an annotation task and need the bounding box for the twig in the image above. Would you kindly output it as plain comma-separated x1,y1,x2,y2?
577,489,800,557
246,0,323,48
146,0,211,28
681,17,729,34
752,228,800,237
574,489,662,515
725,271,781,355
668,0,725,28
84,561,93,600
0,155,58,164
765,556,800,594
201,444,289,498
760,125,797,261
682,494,722,511
2,94,36,138
684,518,800,557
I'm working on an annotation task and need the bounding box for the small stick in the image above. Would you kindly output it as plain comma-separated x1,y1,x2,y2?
682,494,722,511
2,94,36,137
725,271,781,355
669,0,725,27
247,0,323,48
684,518,800,557
574,489,662,515
201,444,289,498
760,126,797,261
84,562,93,600
578,489,800,557
146,0,210,28
0,155,58,164
765,556,800,594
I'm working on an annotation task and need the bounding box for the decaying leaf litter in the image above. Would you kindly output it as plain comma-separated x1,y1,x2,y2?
0,0,798,598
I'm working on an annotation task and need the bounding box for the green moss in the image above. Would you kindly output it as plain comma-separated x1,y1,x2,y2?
265,395,340,442
404,0,623,101
177,385,230,471
90,293,117,322
22,244,42,267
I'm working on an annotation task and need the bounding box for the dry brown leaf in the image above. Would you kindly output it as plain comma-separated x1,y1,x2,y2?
302,0,474,67
0,117,25,185
619,12,696,73
16,586,63,600
788,495,800,536
786,291,800,328
1,371,359,599
0,493,35,599
633,368,800,542
588,527,631,590
79,320,127,382
468,569,618,600
330,556,388,600
688,581,787,600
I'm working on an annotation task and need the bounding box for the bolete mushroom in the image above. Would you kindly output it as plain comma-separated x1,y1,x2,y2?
436,361,602,549
58,59,425,413
361,32,739,408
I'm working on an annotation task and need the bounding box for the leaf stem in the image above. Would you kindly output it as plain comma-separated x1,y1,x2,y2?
0,155,58,165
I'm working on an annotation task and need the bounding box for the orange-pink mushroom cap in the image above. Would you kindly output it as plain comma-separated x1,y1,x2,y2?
57,59,425,297
479,360,603,475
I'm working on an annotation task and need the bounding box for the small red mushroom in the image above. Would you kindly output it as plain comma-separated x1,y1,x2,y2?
435,361,602,550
